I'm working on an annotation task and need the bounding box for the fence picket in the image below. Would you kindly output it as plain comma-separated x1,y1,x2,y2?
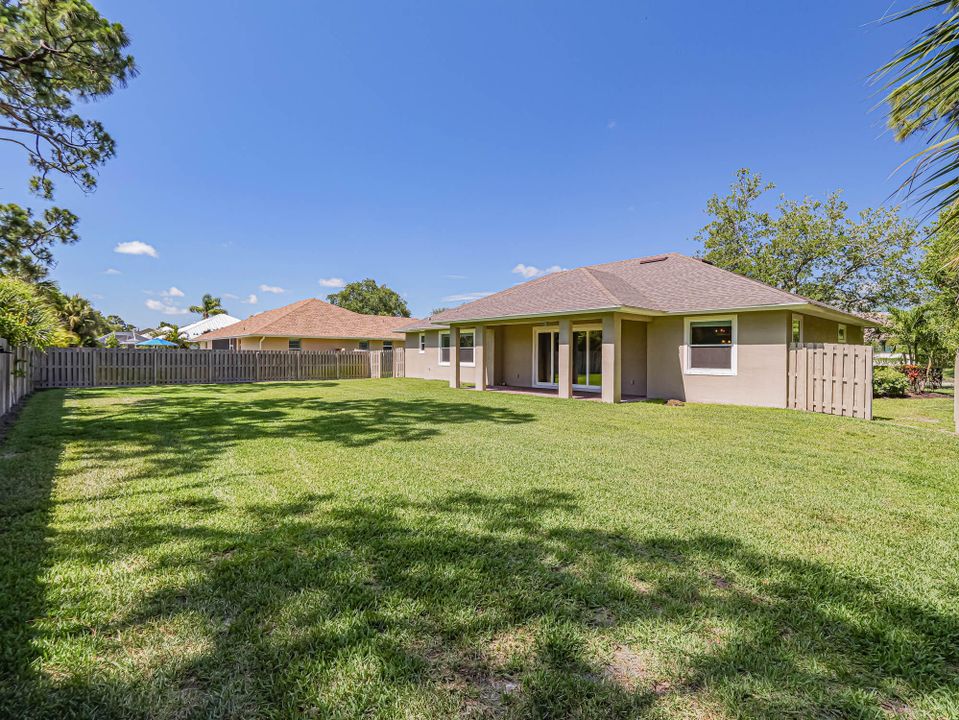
787,343,872,420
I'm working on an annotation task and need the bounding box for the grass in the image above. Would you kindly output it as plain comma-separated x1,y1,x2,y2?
874,387,954,433
1,379,958,719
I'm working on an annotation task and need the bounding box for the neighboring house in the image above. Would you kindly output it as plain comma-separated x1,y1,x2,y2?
97,331,153,347
178,314,241,341
195,298,413,351
399,253,871,407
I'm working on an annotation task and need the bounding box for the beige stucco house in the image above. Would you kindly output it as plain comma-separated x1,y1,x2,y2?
197,298,413,352
399,253,870,407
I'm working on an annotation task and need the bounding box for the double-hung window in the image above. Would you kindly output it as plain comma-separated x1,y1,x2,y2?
685,316,736,375
288,338,302,351
418,333,426,353
358,340,370,351
439,330,475,366
383,340,393,351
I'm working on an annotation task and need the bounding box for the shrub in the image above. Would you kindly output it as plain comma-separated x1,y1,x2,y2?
873,366,909,397
0,277,61,349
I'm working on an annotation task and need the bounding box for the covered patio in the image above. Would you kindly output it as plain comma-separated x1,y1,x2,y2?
446,313,649,404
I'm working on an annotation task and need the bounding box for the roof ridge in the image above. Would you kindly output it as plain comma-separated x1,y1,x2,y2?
581,267,625,306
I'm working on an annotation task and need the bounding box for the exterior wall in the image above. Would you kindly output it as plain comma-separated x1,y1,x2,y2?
621,319,647,396
499,323,536,387
647,310,790,408
797,313,864,345
403,330,477,384
197,336,403,351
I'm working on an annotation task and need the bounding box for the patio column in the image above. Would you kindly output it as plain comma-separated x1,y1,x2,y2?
601,314,622,403
474,325,486,391
449,326,460,389
558,319,573,399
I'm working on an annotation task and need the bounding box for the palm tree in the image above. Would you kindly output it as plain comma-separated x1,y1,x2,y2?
56,294,103,346
189,294,227,319
879,1,959,270
158,322,190,348
888,306,930,366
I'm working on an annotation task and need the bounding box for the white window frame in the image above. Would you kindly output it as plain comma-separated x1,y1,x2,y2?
418,333,426,353
288,338,302,352
684,314,737,376
438,329,475,367
358,340,370,351
791,314,804,345
531,324,603,392
383,340,393,351
837,323,847,344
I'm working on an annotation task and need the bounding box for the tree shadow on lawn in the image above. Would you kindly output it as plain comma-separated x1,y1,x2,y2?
60,384,537,484
7,483,958,718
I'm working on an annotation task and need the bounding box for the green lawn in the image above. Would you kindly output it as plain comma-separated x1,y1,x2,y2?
874,388,955,433
2,379,958,719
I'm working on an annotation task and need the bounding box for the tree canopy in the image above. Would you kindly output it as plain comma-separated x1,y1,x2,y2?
189,293,228,319
0,276,60,348
693,169,923,313
0,0,135,278
326,279,411,317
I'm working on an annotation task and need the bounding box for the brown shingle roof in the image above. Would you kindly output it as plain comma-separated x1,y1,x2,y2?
432,253,869,324
200,298,417,341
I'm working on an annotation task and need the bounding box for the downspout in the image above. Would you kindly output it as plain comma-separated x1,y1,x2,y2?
259,336,266,350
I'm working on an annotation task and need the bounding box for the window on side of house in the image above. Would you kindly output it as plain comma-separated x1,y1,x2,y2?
358,340,370,351
791,315,803,345
288,338,302,351
383,340,393,351
418,333,426,353
439,330,475,366
837,324,847,344
439,332,451,365
685,316,736,375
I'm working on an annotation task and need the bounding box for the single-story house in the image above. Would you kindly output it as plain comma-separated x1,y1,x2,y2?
179,314,241,341
195,298,414,351
97,331,153,347
399,253,871,407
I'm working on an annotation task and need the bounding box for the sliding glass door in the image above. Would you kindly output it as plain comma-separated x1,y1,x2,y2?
533,326,602,391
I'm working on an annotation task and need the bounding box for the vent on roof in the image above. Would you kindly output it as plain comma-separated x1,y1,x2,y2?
638,255,668,264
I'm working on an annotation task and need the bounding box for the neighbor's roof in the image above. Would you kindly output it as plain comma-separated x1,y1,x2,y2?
430,253,871,326
179,314,241,340
97,331,152,345
200,298,417,341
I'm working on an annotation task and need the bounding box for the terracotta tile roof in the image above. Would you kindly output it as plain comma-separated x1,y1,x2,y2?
432,253,870,324
200,298,417,341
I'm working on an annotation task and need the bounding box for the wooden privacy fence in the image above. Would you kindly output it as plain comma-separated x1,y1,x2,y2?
1,339,36,418
787,343,873,420
33,348,404,389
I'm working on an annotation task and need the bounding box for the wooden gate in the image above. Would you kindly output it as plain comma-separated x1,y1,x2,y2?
787,343,873,420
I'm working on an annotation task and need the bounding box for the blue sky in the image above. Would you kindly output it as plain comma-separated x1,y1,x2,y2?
2,1,931,326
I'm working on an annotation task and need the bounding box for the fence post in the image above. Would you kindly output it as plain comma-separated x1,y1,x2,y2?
153,351,158,385
255,351,260,382
91,349,98,388
336,352,341,380
208,351,213,384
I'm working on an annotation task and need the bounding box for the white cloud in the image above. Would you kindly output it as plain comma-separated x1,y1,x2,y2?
145,299,188,315
258,284,285,294
243,294,258,304
512,263,566,279
222,292,240,300
441,291,494,303
318,277,345,288
114,241,158,258
103,268,121,275
444,274,467,280
164,286,184,297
